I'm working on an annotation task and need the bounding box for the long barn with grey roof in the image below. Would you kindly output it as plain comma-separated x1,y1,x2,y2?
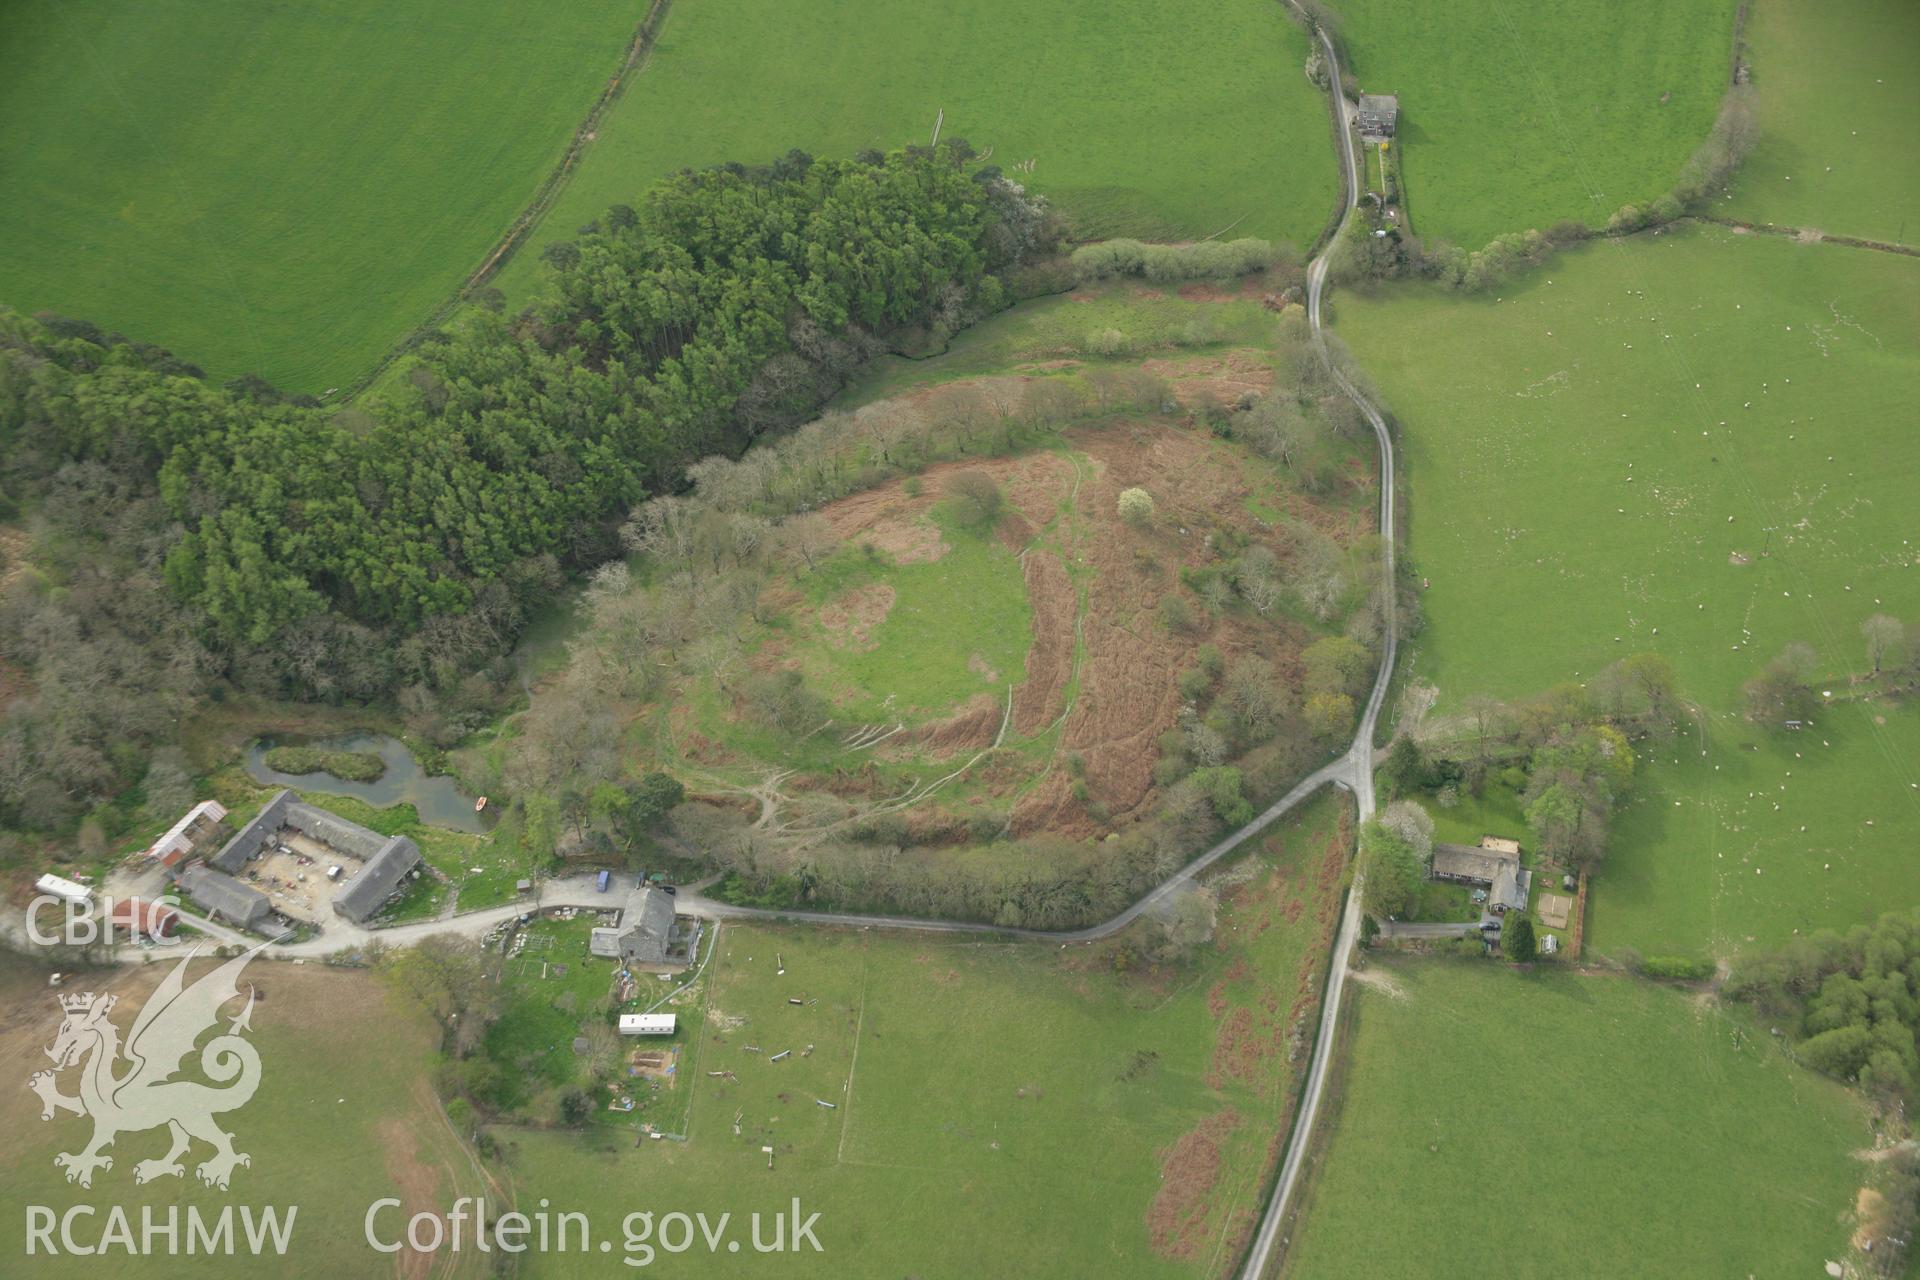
177,865,271,930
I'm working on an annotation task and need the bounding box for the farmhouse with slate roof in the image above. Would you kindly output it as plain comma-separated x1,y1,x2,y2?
1431,837,1532,914
590,886,700,970
1356,92,1399,139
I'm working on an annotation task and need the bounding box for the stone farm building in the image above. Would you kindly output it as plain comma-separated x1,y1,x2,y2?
203,789,422,924
1356,92,1399,139
590,886,701,971
1431,837,1532,914
176,864,271,931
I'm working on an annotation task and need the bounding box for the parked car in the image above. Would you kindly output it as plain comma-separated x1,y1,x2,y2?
660,884,677,897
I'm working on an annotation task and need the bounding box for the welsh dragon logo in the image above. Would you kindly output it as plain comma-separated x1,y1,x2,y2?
28,945,265,1190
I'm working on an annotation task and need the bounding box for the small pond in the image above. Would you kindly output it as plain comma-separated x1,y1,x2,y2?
243,732,490,833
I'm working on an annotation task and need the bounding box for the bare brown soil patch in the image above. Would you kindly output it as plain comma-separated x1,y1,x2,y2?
1021,422,1336,840
818,583,896,651
1176,281,1238,302
1854,1185,1890,1251
1350,968,1410,1000
741,383,1354,849
1206,1006,1279,1088
995,510,1035,549
1147,1108,1243,1260
1010,423,1328,839
0,656,30,708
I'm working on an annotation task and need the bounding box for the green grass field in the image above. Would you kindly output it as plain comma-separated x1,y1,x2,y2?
0,0,639,392
0,958,491,1279
1331,0,1739,248
1281,959,1866,1278
492,793,1352,1278
1336,224,1920,955
1721,0,1920,244
841,283,1291,404
492,0,1339,305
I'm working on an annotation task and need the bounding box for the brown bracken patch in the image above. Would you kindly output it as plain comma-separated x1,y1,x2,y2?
864,516,949,564
1011,551,1074,735
908,693,1003,755
1147,1109,1244,1260
1140,348,1276,408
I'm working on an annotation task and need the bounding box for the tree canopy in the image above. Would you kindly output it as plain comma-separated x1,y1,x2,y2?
0,144,1044,832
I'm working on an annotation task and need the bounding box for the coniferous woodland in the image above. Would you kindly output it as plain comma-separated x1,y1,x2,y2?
0,143,1053,834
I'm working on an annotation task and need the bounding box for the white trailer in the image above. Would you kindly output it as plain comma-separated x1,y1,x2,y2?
34,873,92,906
618,1013,677,1036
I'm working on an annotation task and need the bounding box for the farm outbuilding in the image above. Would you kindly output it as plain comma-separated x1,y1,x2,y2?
1431,842,1516,887
142,799,229,867
331,838,423,923
1489,863,1532,915
209,789,421,924
177,864,271,930
1433,837,1531,914
109,897,180,939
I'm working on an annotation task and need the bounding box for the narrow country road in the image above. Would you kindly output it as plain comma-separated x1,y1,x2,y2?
1236,16,1397,1278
